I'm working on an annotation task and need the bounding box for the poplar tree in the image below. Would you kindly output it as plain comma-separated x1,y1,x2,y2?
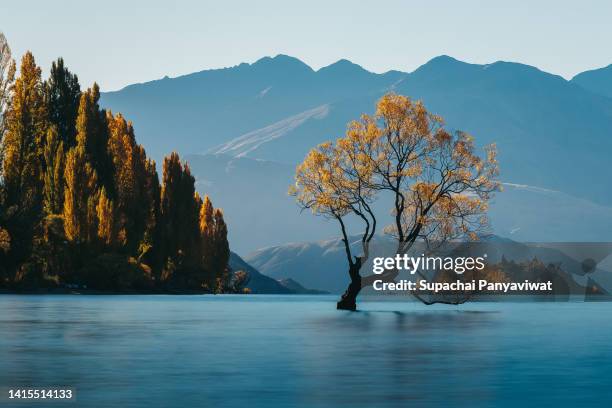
107,112,157,252
2,52,47,213
96,186,114,246
212,208,229,277
63,145,98,243
199,195,229,287
199,195,214,271
76,85,112,192
42,126,65,214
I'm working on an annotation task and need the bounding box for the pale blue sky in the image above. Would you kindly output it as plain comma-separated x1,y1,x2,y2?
2,0,611,91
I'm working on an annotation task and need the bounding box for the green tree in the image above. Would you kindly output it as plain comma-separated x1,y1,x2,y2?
160,152,201,278
45,58,80,148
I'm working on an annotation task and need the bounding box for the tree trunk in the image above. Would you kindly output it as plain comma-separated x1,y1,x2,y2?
337,262,362,311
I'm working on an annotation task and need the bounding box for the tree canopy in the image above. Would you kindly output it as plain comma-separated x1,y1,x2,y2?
292,93,500,309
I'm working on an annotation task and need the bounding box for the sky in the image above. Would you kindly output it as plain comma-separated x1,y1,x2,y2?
2,0,611,91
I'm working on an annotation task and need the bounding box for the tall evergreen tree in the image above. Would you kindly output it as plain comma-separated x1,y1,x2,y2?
45,58,80,148
160,152,201,273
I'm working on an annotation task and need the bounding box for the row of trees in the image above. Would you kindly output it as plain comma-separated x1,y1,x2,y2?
0,33,232,292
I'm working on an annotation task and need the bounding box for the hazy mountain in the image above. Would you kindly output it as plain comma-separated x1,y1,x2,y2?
391,56,612,204
100,54,612,254
185,153,340,253
102,54,612,204
228,251,291,294
229,251,328,294
572,64,612,98
100,55,401,164
245,236,361,293
277,278,329,295
184,152,612,254
245,235,612,294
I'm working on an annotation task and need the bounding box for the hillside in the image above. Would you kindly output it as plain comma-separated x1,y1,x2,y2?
572,64,612,98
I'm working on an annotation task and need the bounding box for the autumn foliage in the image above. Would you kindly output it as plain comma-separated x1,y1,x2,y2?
291,93,500,309
0,47,230,292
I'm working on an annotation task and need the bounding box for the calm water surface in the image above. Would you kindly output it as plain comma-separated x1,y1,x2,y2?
1,295,611,407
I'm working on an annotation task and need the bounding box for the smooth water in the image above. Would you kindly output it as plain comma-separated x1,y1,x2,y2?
1,295,611,407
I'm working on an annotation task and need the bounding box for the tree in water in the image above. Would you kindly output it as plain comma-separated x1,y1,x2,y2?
291,93,500,310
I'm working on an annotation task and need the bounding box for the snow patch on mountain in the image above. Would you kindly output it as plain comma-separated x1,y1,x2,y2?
209,104,330,158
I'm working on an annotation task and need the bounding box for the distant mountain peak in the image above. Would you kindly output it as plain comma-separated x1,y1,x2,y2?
571,63,612,98
411,54,478,76
428,54,462,63
252,54,314,73
573,63,612,80
317,58,370,75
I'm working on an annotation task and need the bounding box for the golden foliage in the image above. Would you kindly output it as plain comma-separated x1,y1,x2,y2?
0,227,10,253
62,145,98,243
96,187,115,246
292,93,500,253
2,51,47,208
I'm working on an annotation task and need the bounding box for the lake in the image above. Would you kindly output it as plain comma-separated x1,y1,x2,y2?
1,295,611,407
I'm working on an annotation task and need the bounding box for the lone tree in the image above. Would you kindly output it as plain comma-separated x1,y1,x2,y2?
291,93,499,310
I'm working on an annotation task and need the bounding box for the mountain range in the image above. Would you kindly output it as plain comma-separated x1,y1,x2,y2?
571,64,612,99
245,235,612,294
100,55,612,255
